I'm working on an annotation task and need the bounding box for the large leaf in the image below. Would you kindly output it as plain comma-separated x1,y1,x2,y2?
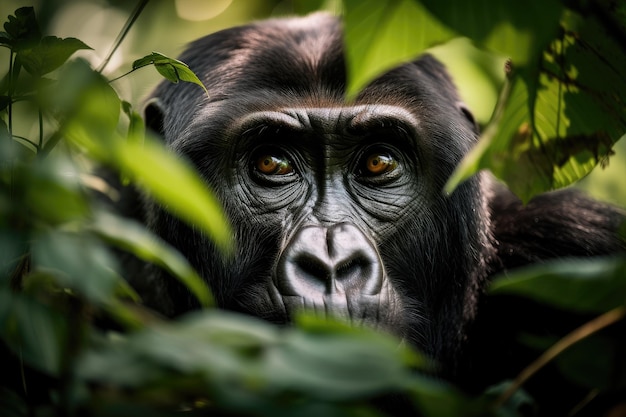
78,311,461,416
445,6,626,200
489,257,626,313
18,36,91,76
55,60,233,254
115,136,234,255
447,17,626,200
421,0,562,66
90,210,213,308
343,0,452,97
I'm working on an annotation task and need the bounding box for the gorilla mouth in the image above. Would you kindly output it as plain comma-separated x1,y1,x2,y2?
278,279,405,332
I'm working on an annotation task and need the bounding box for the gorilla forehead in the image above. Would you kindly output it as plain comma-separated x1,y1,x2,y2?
182,12,345,96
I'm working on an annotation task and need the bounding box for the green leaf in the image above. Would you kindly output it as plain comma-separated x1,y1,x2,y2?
0,31,12,47
133,52,208,96
90,210,214,308
3,7,41,50
445,6,626,201
57,62,232,255
420,0,562,66
343,0,453,97
18,156,90,224
120,101,145,185
0,95,9,111
51,58,121,157
18,36,92,76
489,257,626,313
31,230,119,304
78,310,469,415
114,135,234,255
0,288,68,375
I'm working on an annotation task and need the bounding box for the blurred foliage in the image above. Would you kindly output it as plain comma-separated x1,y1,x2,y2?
0,1,625,417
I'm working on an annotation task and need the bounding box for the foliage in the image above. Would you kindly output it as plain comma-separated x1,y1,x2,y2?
343,0,626,202
0,2,625,417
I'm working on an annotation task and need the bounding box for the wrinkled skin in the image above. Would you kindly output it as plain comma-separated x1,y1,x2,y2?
114,13,625,381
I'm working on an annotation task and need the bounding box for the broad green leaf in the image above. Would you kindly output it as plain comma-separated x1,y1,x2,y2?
446,7,626,201
78,310,431,414
18,156,89,224
18,36,91,76
420,0,562,66
133,52,208,96
115,135,234,255
51,59,120,157
31,230,119,304
90,210,213,308
489,257,626,313
343,0,452,97
58,61,232,255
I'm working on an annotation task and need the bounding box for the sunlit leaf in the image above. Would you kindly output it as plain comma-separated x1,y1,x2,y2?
446,6,626,201
489,257,626,313
343,0,452,97
133,52,208,96
90,210,213,308
115,135,234,255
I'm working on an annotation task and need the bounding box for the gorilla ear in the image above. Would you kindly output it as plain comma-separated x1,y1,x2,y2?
144,98,165,139
458,102,479,133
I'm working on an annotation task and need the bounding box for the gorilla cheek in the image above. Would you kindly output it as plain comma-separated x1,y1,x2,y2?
272,222,405,331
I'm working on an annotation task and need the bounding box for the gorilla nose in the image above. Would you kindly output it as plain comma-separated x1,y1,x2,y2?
275,223,384,296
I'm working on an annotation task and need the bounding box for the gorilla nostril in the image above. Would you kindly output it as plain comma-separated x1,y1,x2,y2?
294,254,331,282
275,224,384,297
336,255,368,279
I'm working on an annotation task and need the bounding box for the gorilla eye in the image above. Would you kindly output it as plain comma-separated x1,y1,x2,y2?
256,154,293,175
364,153,397,175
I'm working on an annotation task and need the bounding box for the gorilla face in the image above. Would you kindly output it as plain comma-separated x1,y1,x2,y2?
135,13,496,371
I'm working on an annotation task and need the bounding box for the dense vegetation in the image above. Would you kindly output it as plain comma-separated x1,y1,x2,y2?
1,1,625,416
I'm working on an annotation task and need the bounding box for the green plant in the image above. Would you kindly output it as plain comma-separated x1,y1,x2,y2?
1,2,625,417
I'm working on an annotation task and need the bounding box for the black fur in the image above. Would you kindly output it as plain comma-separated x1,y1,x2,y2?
112,13,625,392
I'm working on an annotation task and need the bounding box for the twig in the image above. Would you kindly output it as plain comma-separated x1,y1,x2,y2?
97,0,150,73
494,305,626,408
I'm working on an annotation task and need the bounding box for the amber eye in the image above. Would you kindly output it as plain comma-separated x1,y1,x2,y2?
364,153,397,175
256,154,293,175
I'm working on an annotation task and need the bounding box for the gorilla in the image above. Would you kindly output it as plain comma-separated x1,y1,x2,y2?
116,12,625,385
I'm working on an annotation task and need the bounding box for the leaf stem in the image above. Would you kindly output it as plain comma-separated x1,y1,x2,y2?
38,108,43,150
494,306,626,408
108,67,139,83
7,50,14,198
97,0,150,73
